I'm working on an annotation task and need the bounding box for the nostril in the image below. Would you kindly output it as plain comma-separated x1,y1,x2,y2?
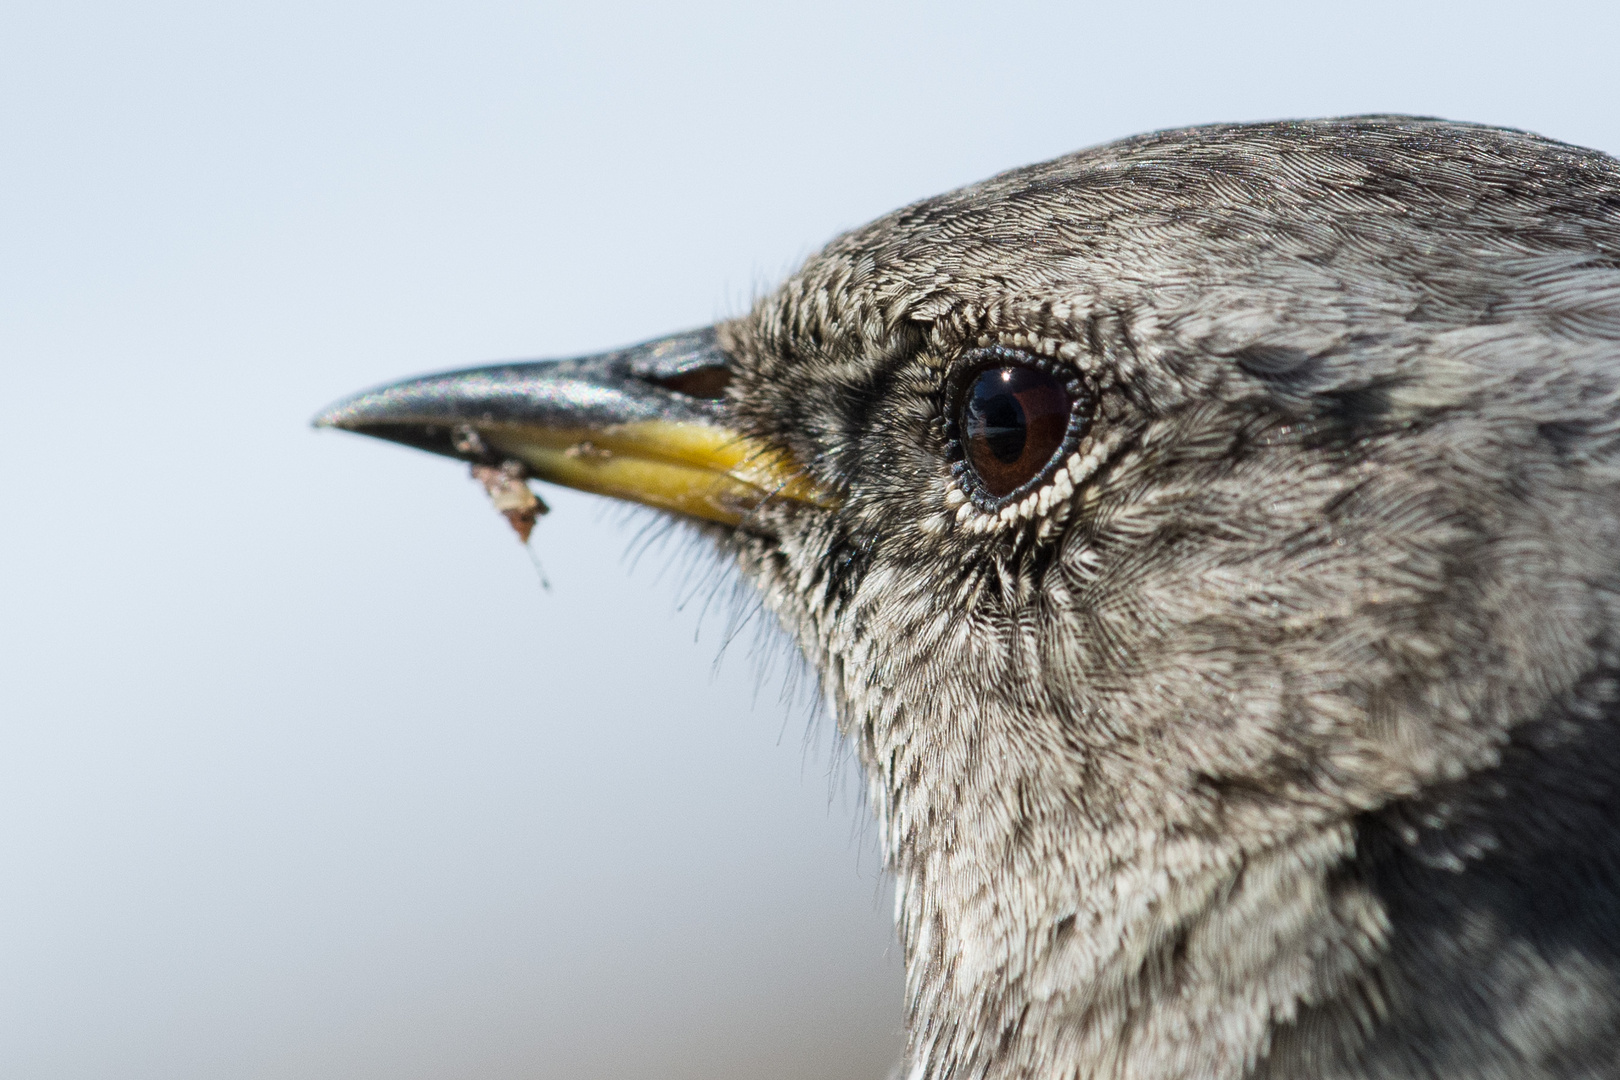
651,366,732,400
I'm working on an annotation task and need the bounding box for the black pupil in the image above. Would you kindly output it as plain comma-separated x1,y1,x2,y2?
975,382,1028,463
959,364,1072,499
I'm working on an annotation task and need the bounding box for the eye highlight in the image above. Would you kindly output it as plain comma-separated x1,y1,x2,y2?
946,348,1089,509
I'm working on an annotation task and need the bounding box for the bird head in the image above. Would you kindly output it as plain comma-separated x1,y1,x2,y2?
317,117,1620,1078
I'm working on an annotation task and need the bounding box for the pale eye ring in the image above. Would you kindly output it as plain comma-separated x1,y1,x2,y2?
943,347,1090,510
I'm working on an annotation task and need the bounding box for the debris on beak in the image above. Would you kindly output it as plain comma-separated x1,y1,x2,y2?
471,460,549,543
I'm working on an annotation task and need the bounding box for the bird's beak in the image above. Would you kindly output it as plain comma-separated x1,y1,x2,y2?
313,327,834,528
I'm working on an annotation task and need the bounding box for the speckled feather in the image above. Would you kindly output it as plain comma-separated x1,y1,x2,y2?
709,118,1620,1079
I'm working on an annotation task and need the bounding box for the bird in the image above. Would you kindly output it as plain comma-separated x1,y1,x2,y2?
316,116,1620,1079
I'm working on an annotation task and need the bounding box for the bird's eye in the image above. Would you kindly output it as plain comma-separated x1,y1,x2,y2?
947,351,1086,506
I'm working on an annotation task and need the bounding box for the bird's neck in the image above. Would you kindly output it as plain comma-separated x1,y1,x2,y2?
881,767,1374,1079
863,702,1620,1080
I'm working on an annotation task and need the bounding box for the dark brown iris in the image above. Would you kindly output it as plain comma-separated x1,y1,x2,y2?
958,364,1073,499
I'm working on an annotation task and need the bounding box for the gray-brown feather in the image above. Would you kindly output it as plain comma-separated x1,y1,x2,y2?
718,117,1620,1078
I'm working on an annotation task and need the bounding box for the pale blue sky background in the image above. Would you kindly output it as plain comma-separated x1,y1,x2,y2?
3,3,1617,1078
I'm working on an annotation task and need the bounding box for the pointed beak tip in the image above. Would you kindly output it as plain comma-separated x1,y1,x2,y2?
311,391,390,433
